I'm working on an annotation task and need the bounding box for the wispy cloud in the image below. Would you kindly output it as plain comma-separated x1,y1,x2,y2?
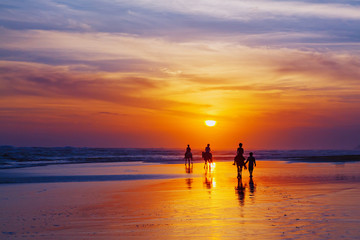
1,0,360,148
0,60,210,113
118,0,360,20
1,0,359,45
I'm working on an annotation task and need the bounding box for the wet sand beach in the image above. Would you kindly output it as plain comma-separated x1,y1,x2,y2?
1,161,360,239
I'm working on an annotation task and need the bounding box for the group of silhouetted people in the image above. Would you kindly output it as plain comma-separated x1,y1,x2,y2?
184,143,256,177
233,143,256,178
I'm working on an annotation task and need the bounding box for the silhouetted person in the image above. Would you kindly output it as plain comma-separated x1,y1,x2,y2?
237,143,244,157
202,144,213,169
233,143,246,178
233,143,244,164
184,144,193,165
245,152,256,177
205,144,211,153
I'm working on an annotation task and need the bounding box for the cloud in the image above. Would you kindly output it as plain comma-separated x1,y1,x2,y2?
98,111,122,116
1,0,359,47
332,94,360,103
1,0,360,149
111,0,360,20
1,26,359,110
0,60,210,114
0,0,92,30
274,51,360,83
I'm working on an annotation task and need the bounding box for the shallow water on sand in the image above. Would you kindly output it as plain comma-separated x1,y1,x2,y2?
1,161,360,239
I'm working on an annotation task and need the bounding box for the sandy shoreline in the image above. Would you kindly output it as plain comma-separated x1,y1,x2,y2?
1,161,360,239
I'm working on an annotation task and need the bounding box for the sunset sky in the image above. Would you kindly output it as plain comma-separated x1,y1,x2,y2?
1,0,360,149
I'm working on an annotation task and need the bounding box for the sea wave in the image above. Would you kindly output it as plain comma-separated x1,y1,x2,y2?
1,146,360,169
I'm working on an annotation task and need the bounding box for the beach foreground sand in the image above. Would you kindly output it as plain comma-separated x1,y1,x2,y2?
1,161,360,239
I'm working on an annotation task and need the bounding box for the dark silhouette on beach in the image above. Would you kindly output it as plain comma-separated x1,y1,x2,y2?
202,143,213,170
237,143,244,158
184,144,193,165
245,152,256,177
233,143,246,178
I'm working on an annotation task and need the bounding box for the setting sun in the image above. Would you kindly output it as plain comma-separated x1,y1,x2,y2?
205,120,216,127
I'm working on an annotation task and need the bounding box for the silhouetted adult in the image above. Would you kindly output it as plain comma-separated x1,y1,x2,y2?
184,144,193,165
237,143,244,158
245,152,256,177
202,144,212,168
205,144,211,153
233,143,246,178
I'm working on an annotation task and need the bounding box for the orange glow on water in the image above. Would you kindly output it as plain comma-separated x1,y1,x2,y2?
89,161,360,239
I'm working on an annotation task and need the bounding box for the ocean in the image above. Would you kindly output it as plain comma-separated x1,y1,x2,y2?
1,146,360,169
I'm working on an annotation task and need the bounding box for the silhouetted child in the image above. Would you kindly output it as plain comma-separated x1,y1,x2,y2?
245,152,256,177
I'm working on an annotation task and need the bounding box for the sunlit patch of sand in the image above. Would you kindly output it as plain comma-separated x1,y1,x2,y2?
1,161,360,239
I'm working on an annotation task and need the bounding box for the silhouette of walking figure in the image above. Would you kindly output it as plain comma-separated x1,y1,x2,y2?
245,152,256,177
233,143,246,178
184,144,193,165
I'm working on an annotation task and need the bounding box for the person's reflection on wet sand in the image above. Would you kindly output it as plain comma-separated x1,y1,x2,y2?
185,178,193,189
249,177,256,203
185,164,193,174
185,165,193,189
235,176,246,206
249,177,256,195
203,171,213,189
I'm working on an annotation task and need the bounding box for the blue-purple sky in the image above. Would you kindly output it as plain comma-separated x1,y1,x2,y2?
1,0,360,149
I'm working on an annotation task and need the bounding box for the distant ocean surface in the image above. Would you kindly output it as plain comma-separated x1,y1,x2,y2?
1,146,360,169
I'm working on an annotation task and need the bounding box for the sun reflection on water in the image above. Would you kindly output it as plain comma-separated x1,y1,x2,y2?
82,161,360,239
203,161,217,189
